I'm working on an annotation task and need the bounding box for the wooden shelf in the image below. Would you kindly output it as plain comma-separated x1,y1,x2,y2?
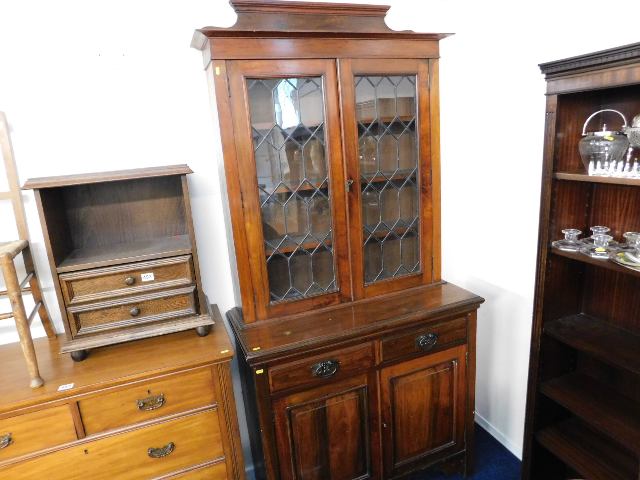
544,314,640,376
541,373,640,455
262,171,417,195
357,115,415,125
265,224,416,256
554,172,640,187
536,419,637,480
56,235,192,273
361,171,416,183
551,248,640,279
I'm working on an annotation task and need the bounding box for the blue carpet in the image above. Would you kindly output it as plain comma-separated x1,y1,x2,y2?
408,424,521,480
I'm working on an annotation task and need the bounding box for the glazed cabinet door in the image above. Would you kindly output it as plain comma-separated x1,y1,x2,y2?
339,59,438,299
380,345,467,478
228,60,351,321
272,375,376,480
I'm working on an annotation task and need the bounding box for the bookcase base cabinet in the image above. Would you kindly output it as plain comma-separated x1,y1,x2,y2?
229,285,481,480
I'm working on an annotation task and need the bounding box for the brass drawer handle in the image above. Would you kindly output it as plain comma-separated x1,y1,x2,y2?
416,333,439,351
0,433,12,449
137,393,165,411
129,306,141,317
148,442,175,459
311,360,339,378
124,276,136,286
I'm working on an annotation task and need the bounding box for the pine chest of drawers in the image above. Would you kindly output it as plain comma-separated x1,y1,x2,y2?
0,310,244,479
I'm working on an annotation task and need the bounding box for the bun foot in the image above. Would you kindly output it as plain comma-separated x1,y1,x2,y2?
70,349,90,362
196,325,212,337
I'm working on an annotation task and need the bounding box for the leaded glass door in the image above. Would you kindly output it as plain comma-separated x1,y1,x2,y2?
340,59,438,299
228,60,351,320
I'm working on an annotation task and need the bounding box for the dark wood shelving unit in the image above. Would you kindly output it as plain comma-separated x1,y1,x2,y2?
536,419,638,480
540,373,640,453
544,314,640,375
522,43,640,480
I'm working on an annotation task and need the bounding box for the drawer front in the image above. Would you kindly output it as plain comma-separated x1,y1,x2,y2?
0,405,76,461
269,343,374,393
79,367,216,435
0,409,223,480
381,316,467,363
60,256,194,305
68,287,197,336
162,460,227,479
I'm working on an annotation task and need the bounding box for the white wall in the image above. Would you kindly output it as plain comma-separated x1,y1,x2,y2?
1,0,636,467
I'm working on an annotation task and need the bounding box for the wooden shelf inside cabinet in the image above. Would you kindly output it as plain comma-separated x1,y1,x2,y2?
536,419,638,480
544,314,640,376
357,115,416,125
554,172,640,187
540,373,640,454
264,224,416,256
56,235,192,273
550,248,640,279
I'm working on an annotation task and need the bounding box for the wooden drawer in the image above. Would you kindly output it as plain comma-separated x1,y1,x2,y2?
0,408,223,480
0,405,77,462
79,367,216,435
161,460,227,479
269,343,374,393
381,316,467,363
60,256,194,305
68,287,197,336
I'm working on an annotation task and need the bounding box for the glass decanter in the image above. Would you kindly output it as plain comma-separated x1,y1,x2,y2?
551,229,583,252
580,232,615,259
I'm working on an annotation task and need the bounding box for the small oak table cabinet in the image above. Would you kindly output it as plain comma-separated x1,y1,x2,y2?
522,44,640,479
193,1,484,479
23,165,214,359
0,317,244,479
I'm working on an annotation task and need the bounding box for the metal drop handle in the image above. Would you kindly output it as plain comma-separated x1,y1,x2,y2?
129,306,141,317
416,333,439,351
148,442,175,459
582,109,627,135
137,393,165,411
311,360,339,378
0,433,12,449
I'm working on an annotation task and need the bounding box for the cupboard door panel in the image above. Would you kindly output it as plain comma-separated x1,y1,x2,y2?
273,376,372,480
381,345,466,477
228,60,351,321
340,58,436,299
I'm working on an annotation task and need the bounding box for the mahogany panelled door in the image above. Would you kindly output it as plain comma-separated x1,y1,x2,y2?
380,346,466,478
193,1,483,479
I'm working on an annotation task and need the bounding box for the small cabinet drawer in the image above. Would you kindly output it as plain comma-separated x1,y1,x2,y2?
0,405,77,461
0,409,223,480
269,343,374,393
78,367,216,435
68,287,197,336
381,316,467,363
59,256,194,304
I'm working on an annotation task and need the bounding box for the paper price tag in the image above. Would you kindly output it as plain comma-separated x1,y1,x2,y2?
141,272,155,282
57,383,74,392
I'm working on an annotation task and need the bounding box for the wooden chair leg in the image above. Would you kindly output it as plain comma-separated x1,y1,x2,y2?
22,246,56,338
1,253,44,388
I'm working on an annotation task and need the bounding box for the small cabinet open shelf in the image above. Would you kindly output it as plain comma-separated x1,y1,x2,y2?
522,43,640,480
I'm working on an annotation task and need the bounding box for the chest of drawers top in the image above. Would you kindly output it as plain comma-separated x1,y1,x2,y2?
0,319,232,418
